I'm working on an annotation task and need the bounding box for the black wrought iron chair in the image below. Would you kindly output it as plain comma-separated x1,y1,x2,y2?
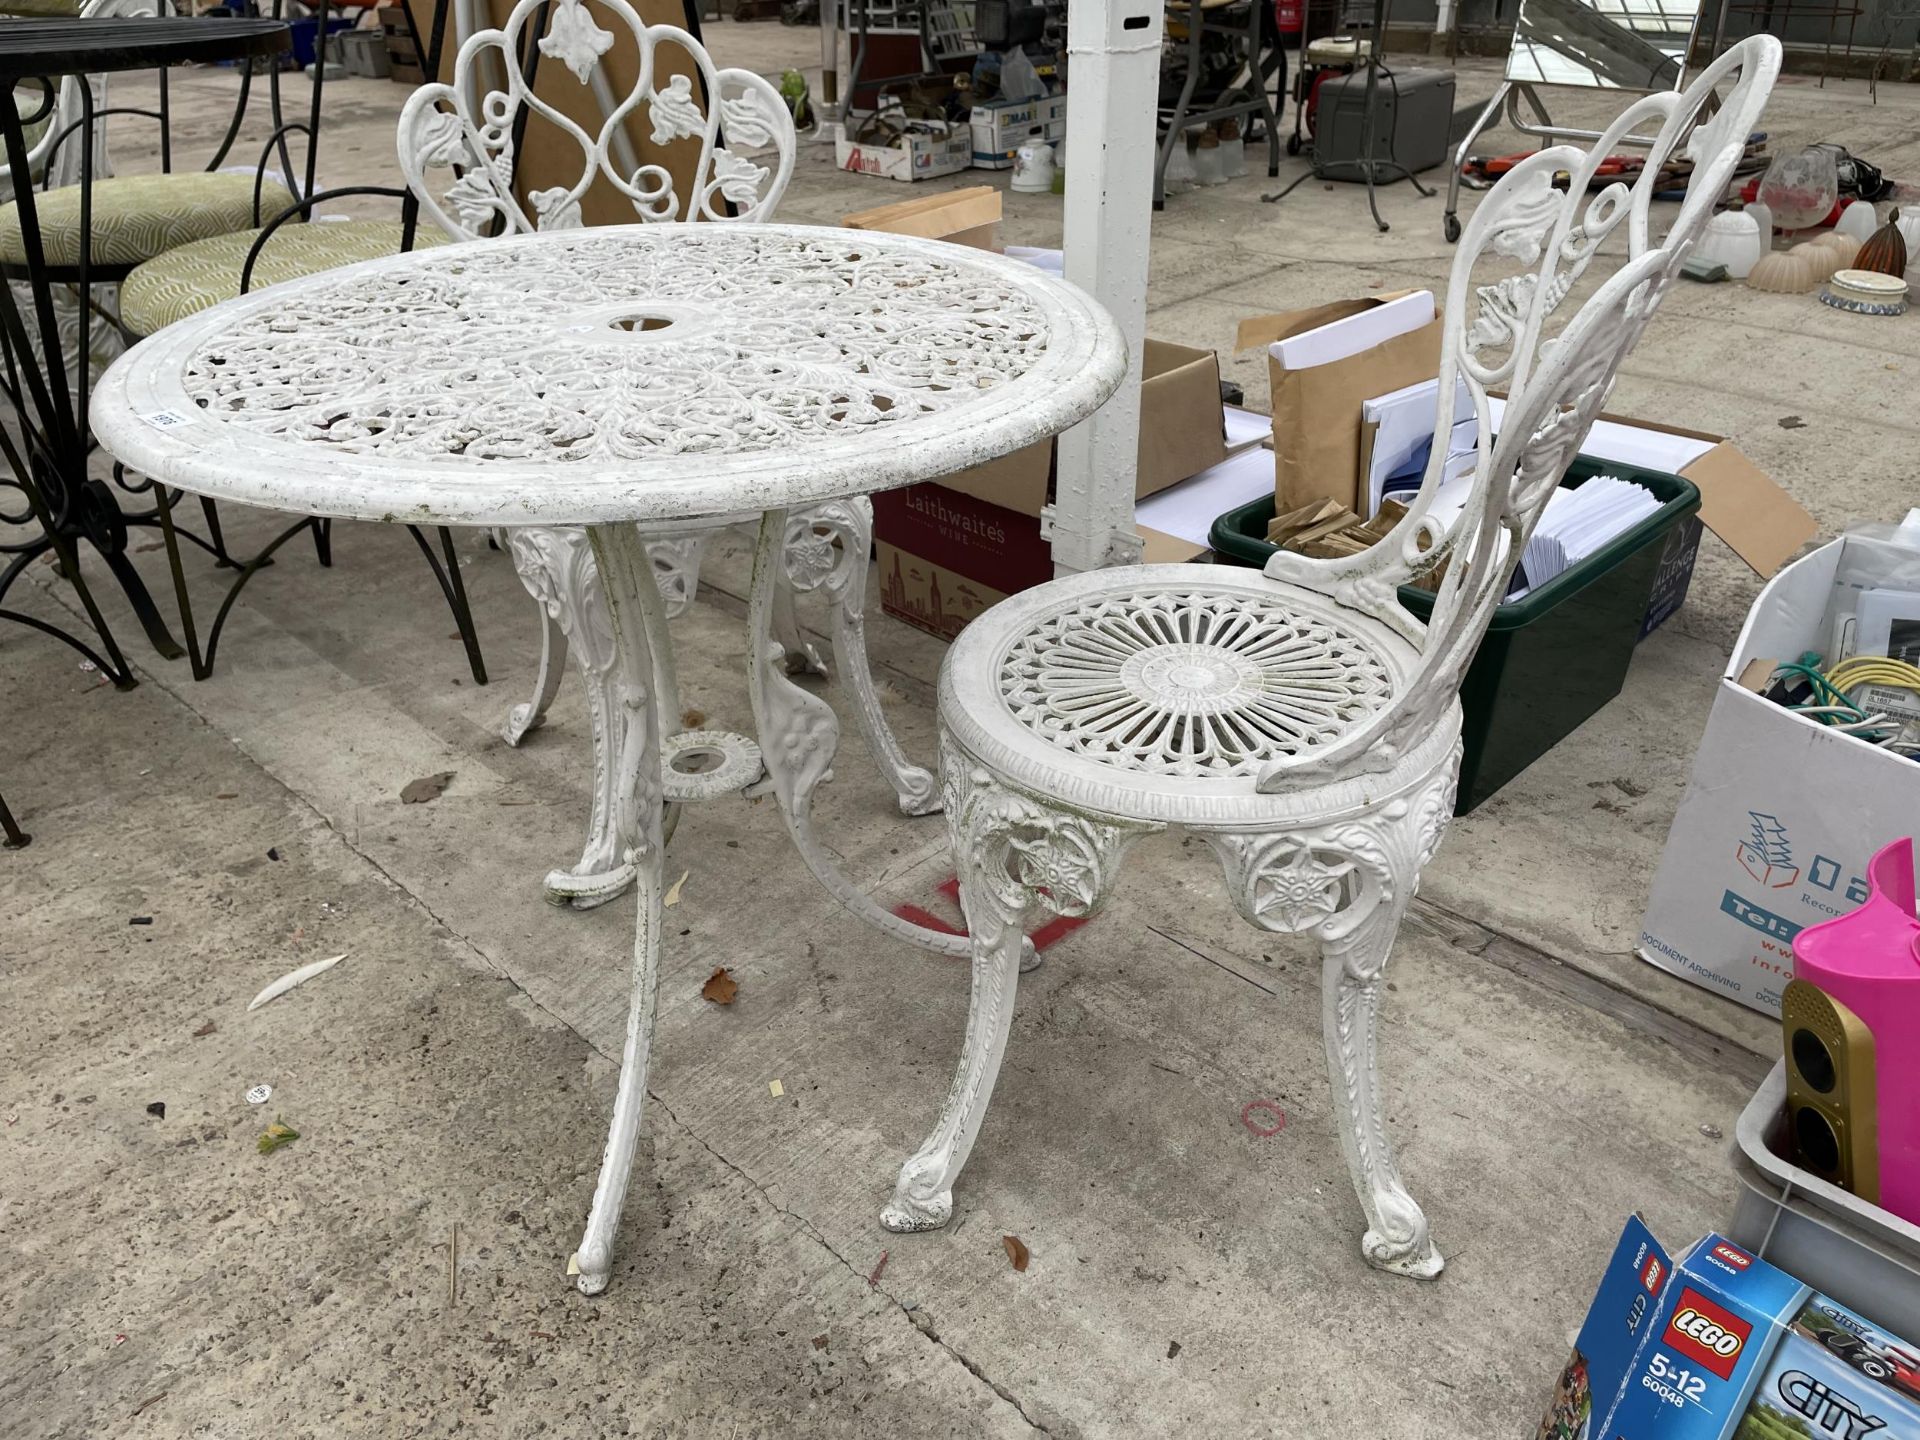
116,0,487,683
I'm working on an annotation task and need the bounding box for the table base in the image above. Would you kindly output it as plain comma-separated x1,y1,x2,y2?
567,509,1019,1295
503,504,947,914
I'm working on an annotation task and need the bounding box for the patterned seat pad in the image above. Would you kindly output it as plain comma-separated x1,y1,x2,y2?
0,171,294,269
121,218,451,335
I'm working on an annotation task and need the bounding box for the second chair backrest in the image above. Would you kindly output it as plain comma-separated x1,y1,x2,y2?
396,0,796,239
1256,34,1781,793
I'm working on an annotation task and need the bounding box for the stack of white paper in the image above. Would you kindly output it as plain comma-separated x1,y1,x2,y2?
1005,246,1064,275
1484,397,1718,475
1513,476,1663,598
1223,405,1270,454
1134,448,1275,548
1362,376,1477,517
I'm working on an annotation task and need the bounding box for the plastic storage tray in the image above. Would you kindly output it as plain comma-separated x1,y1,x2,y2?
1208,457,1702,813
1728,1061,1920,1339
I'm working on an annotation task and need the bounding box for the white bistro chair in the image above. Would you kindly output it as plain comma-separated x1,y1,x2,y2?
398,0,939,909
881,36,1782,1278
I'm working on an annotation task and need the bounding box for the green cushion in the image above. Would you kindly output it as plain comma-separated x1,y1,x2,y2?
0,0,82,16
0,171,295,269
120,218,451,335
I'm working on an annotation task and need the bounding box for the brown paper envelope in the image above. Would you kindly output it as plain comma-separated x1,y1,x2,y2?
1235,294,1443,514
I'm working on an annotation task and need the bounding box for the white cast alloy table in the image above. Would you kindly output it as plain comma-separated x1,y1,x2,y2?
92,221,1126,1295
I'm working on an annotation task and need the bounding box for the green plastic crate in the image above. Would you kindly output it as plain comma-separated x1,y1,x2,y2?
1208,457,1703,813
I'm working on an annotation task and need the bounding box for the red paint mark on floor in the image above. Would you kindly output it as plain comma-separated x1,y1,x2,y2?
891,875,1091,954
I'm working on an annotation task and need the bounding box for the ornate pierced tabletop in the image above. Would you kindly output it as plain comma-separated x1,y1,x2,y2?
90,221,1126,1295
91,223,1121,527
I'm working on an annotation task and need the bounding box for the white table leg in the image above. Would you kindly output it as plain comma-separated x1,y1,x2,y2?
747,509,994,962
780,502,939,817
569,520,670,1297
505,525,681,911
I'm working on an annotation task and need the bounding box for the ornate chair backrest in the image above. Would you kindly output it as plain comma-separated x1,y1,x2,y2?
1257,34,1780,793
396,0,795,239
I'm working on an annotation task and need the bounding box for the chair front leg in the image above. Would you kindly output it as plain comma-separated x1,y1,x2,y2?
883,755,1146,1233
1207,750,1457,1280
783,502,938,816
1319,871,1437,1279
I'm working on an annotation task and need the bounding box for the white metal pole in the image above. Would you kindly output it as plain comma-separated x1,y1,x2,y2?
1042,0,1163,578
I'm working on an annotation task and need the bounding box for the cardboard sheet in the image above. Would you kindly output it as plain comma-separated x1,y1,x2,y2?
1488,396,1818,578
1135,449,1275,548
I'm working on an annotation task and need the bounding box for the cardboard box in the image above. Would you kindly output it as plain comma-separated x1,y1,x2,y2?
834,123,972,183
1638,533,1920,1015
1239,295,1814,579
1540,1217,1920,1439
842,185,1001,250
1484,398,1817,582
969,93,1068,151
381,3,420,77
874,339,1226,639
969,93,1067,169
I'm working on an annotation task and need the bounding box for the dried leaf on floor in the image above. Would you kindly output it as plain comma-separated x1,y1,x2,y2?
1002,1235,1029,1272
1167,1340,1182,1359
1778,415,1807,430
257,1118,300,1155
811,1333,829,1351
247,953,346,1012
192,1021,216,1038
400,771,456,805
663,870,690,907
682,708,707,728
867,1250,889,1288
700,967,738,1005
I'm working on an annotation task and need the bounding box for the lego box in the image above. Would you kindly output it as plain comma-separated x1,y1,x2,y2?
1541,1217,1920,1439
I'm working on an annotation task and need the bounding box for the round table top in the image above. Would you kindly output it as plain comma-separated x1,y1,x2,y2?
0,18,289,82
91,223,1128,528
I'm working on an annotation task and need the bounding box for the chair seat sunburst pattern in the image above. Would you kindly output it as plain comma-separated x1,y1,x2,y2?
998,589,1394,778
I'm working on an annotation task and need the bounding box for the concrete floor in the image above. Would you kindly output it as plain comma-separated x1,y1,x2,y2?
4,22,1919,1438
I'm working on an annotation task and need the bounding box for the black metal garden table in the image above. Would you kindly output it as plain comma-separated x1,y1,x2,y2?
0,15,288,690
